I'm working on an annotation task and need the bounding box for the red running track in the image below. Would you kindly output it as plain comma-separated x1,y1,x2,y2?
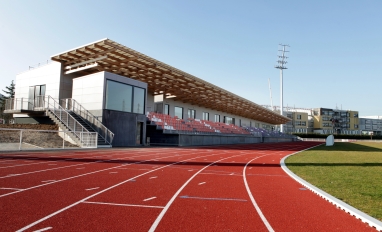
0,142,376,231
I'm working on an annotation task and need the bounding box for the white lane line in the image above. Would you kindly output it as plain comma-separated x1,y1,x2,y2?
247,174,287,177
143,197,157,202
229,173,235,175
0,187,24,191
149,176,157,179
76,167,85,169
41,180,56,183
15,152,224,232
243,155,275,232
83,201,164,209
33,227,52,232
198,182,206,185
188,170,193,172
149,153,249,232
179,196,247,202
199,173,242,177
85,187,100,191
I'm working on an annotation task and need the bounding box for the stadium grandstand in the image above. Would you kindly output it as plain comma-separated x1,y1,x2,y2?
4,38,295,147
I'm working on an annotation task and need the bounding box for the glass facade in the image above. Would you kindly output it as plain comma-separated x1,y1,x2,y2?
164,104,169,115
203,112,209,120
133,86,145,114
214,114,220,122
175,106,183,119
105,80,145,114
188,109,195,119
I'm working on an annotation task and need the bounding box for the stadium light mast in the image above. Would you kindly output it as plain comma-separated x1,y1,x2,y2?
275,44,289,133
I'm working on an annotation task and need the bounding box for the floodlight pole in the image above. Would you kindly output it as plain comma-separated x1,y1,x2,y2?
275,44,289,133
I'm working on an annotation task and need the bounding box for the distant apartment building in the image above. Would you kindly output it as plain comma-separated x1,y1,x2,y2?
284,111,310,134
312,108,359,135
359,116,382,135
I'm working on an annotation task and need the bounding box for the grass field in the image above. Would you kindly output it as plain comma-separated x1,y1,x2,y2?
286,142,382,221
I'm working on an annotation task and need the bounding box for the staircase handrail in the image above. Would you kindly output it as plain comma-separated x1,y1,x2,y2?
61,98,114,145
36,95,94,145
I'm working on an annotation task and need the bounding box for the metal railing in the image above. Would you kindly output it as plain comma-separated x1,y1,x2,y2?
36,96,96,148
5,98,33,111
61,98,114,145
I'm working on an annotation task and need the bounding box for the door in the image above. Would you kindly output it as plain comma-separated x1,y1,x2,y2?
136,122,143,145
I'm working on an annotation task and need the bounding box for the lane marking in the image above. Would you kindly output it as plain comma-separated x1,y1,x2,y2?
149,176,157,179
15,152,221,231
41,180,55,183
246,173,287,177
33,227,52,232
85,187,100,191
83,201,164,209
199,173,242,177
243,156,275,232
149,153,249,232
179,196,247,202
143,197,157,202
188,170,193,172
0,187,24,191
198,182,206,185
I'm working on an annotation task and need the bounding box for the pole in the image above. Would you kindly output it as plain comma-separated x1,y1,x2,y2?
280,69,283,133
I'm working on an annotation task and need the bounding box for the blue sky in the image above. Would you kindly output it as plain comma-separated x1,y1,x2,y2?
1,0,381,116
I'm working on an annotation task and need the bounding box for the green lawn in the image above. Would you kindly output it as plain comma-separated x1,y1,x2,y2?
285,142,382,221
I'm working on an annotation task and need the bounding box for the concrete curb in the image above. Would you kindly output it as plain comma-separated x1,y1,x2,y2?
280,144,382,231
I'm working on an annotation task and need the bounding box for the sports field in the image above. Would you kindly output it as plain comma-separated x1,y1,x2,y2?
286,142,382,221
0,142,377,231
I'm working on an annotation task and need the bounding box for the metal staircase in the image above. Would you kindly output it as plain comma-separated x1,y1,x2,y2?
61,98,114,147
35,95,99,148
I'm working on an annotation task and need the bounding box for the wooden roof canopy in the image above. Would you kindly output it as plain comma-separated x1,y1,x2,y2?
51,38,290,125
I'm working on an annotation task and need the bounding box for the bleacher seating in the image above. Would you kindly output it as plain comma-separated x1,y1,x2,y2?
147,112,251,135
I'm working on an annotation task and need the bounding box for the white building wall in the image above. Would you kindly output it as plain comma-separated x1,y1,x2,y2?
72,72,105,117
15,61,62,100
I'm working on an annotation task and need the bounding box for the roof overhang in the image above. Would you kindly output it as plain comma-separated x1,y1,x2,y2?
51,39,291,125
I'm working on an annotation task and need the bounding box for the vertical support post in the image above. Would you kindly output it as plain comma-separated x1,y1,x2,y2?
21,98,23,110
63,131,65,149
19,130,23,151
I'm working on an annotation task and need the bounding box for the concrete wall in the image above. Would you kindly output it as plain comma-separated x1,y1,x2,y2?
102,109,147,147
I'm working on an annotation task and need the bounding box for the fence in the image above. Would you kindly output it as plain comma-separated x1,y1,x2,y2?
0,128,98,151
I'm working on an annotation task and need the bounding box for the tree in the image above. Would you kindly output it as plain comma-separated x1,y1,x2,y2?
0,80,16,124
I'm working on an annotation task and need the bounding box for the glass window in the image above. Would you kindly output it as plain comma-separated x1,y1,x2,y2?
215,114,220,122
133,86,145,114
203,112,209,120
224,116,234,124
164,104,169,115
106,80,132,112
175,107,183,119
188,109,195,119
